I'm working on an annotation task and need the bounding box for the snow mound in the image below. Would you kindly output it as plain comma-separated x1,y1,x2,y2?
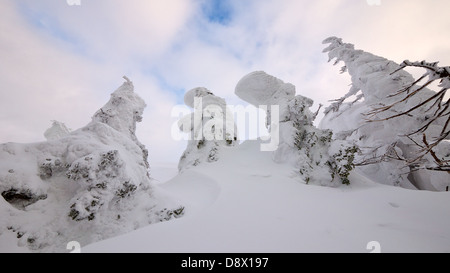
0,77,183,252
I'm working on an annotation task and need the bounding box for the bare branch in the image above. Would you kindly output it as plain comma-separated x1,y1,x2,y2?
365,60,450,171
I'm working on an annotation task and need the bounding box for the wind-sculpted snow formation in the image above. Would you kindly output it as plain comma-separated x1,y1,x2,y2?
321,37,449,190
177,87,238,171
235,71,358,186
0,77,183,252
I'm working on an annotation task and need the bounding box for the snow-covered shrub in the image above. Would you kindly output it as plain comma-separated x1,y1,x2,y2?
327,143,359,185
178,87,238,171
39,157,67,180
156,206,185,222
321,37,449,190
65,149,138,221
0,77,184,252
235,71,357,186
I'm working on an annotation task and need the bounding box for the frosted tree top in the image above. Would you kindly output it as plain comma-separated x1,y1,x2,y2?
91,76,146,141
235,71,296,106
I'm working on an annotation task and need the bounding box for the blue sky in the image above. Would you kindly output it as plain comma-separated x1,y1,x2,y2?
202,0,233,24
1,0,450,163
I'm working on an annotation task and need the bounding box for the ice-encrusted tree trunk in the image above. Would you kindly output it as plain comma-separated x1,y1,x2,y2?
235,71,358,186
178,87,238,171
321,37,449,190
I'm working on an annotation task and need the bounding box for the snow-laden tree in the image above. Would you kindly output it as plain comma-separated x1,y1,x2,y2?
321,37,449,191
0,77,183,252
44,120,71,141
92,76,150,172
368,60,450,172
235,71,358,186
178,87,238,171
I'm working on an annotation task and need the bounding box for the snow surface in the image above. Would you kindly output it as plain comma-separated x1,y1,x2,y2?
84,140,450,253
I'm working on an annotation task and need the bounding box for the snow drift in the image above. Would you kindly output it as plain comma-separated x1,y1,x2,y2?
84,139,450,253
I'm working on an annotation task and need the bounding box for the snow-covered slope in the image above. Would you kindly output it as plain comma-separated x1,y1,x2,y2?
85,139,450,253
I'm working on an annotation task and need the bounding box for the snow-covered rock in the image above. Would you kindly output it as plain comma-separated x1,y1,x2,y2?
0,77,183,252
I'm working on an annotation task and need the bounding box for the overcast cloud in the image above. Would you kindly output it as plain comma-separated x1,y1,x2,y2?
1,0,449,164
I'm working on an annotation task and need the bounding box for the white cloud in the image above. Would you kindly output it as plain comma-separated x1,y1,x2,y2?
1,0,450,165
0,1,112,142
16,0,194,61
0,0,191,163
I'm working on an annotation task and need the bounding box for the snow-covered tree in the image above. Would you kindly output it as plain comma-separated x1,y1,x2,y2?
178,87,238,171
368,60,450,172
92,76,150,172
0,77,183,252
235,71,358,186
44,120,71,141
321,37,449,191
